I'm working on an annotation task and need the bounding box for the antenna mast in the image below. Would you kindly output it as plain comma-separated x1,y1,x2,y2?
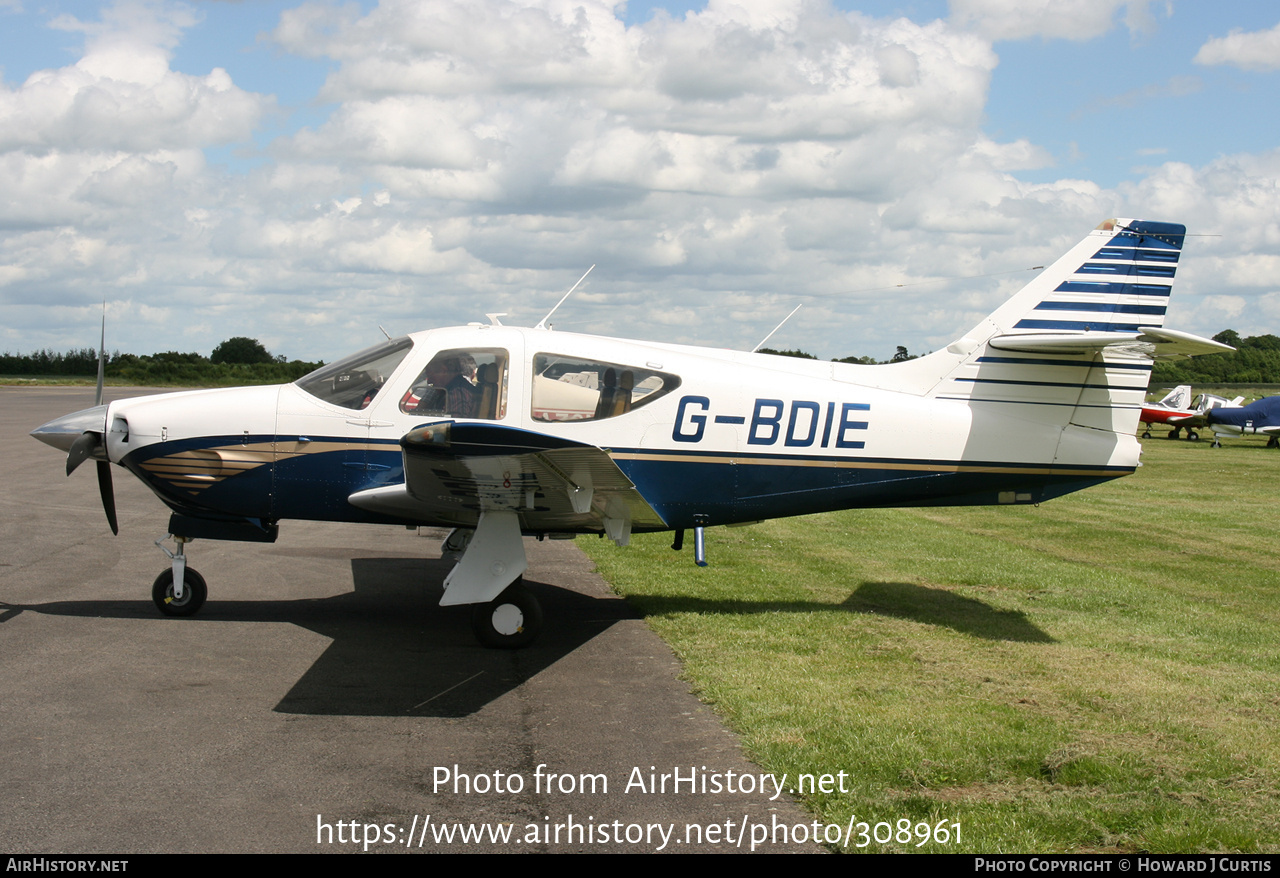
752,304,802,352
536,265,595,330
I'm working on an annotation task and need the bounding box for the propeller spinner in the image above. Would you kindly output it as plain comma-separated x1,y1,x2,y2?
30,403,119,535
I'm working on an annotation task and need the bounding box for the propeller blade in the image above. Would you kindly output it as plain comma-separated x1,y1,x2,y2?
67,431,100,476
96,460,119,536
95,301,106,407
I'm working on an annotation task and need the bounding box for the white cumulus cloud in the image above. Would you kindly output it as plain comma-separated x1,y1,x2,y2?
949,0,1161,42
1194,22,1280,72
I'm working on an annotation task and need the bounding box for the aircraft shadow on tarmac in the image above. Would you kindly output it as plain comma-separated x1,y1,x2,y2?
1,563,1053,718
0,557,637,718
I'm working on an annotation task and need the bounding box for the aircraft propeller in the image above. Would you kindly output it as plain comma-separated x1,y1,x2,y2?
55,413,119,536
96,458,119,536
31,304,119,535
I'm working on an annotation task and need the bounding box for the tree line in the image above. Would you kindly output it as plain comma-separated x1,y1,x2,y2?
0,337,322,386
767,331,1280,384
759,345,918,364
1151,331,1280,385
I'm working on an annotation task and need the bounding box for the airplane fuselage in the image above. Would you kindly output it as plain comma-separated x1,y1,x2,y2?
94,323,1136,540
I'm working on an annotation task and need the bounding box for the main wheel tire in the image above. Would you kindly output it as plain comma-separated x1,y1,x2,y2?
471,579,543,649
1141,430,1151,439
1187,430,1200,442
152,568,208,617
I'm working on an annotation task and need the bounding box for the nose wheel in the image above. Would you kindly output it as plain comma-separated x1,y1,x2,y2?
470,578,543,649
152,568,207,617
151,533,207,617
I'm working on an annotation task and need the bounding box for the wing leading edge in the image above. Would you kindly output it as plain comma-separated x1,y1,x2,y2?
347,421,666,543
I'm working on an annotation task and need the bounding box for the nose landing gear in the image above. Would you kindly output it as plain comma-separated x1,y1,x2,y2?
152,567,207,616
152,534,206,617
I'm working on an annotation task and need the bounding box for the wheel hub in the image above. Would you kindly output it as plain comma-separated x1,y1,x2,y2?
490,603,524,636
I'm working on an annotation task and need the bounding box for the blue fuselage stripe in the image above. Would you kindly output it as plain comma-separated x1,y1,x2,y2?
123,434,1133,531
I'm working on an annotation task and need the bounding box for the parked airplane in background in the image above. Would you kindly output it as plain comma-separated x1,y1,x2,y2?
1200,396,1280,448
1141,386,1246,441
1140,385,1195,439
1162,391,1247,442
32,218,1230,647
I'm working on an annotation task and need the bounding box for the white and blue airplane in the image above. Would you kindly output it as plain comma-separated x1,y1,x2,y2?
31,218,1229,647
1201,396,1280,447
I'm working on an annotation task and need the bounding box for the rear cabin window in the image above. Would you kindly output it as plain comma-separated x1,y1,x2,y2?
531,353,680,422
399,348,509,420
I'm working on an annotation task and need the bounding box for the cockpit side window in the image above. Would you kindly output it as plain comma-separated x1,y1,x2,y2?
400,348,509,420
295,337,413,410
531,353,680,422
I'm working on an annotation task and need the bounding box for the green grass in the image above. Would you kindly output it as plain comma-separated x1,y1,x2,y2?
580,435,1280,853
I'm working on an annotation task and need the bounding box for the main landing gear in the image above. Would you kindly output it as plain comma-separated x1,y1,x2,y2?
443,511,545,649
470,577,543,649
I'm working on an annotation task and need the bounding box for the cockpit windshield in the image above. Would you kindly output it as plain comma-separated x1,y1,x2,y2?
295,337,413,410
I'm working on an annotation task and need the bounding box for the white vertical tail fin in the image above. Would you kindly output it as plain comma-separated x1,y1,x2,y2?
932,219,1221,433
904,219,1227,477
1156,385,1193,410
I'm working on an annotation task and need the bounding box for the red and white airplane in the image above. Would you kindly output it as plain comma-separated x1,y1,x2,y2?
1140,385,1198,439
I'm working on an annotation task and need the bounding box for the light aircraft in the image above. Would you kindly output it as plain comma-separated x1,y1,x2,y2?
1140,385,1194,439
1197,396,1280,448
1139,386,1245,441
1161,392,1247,442
32,218,1230,648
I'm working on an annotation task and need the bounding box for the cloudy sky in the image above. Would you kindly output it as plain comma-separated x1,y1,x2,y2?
1,0,1277,363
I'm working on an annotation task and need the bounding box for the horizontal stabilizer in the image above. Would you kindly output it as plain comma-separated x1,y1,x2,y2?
990,327,1232,359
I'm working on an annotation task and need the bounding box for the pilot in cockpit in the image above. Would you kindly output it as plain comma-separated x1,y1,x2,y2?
401,352,479,418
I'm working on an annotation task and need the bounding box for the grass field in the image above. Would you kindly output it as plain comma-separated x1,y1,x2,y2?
579,434,1280,853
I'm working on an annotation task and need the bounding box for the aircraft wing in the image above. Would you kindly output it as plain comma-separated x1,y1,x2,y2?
347,421,666,538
